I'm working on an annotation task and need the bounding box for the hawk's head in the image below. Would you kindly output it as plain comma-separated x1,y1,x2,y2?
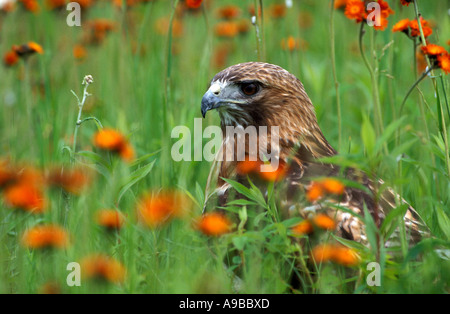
201,62,336,158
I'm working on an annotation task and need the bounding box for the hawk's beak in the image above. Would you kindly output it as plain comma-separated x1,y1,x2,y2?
201,90,221,118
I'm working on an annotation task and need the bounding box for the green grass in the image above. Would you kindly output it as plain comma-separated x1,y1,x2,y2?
0,0,449,294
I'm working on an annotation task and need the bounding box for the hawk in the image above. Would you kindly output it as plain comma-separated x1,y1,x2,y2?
201,62,427,246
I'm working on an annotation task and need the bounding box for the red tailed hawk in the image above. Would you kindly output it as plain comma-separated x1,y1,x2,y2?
201,62,427,246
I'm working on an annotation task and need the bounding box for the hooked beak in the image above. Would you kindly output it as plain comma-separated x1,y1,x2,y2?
201,90,221,118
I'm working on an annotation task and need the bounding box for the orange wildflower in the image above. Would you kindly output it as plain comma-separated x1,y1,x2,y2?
392,18,410,33
332,246,360,266
281,36,299,52
196,212,232,237
437,53,450,74
72,0,93,9
269,4,286,19
217,5,240,20
306,181,324,203
18,0,40,13
237,19,251,35
96,209,125,230
39,282,61,294
291,220,314,235
236,156,263,176
214,21,239,38
313,214,336,231
258,161,288,182
0,160,15,187
3,182,46,213
46,0,66,10
138,190,189,228
86,19,116,44
22,225,69,249
185,0,202,9
421,44,447,57
93,128,135,162
46,167,91,195
321,178,345,195
12,41,43,58
400,0,413,6
344,0,366,23
73,44,87,60
416,49,428,74
410,18,432,38
81,254,126,283
311,244,335,264
3,50,19,67
311,244,360,266
334,0,348,9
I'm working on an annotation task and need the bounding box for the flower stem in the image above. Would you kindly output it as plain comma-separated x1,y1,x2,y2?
330,0,342,150
359,23,386,151
71,76,93,163
398,66,433,115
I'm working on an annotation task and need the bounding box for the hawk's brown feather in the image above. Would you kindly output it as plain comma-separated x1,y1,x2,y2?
202,62,427,246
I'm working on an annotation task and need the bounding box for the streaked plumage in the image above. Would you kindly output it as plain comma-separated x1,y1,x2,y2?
201,62,427,246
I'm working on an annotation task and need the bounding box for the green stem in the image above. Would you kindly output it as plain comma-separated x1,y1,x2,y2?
330,0,342,150
71,80,92,163
359,23,386,151
399,67,433,115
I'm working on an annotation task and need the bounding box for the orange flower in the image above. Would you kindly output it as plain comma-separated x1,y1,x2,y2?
313,214,336,231
311,244,360,266
73,44,87,60
392,18,410,33
332,246,360,266
236,157,263,176
334,0,348,9
400,0,413,6
138,190,189,228
214,21,240,38
217,5,240,20
291,220,314,235
437,53,450,74
86,19,116,44
81,254,126,283
185,0,202,9
46,167,91,195
344,0,366,23
196,212,232,236
3,182,46,213
12,41,44,58
311,244,335,264
0,160,15,187
18,0,40,13
421,44,447,56
22,225,69,249
39,282,61,294
93,128,135,162
72,0,93,9
281,36,299,52
306,181,324,203
410,18,432,38
0,0,15,12
258,161,288,182
46,0,66,10
321,178,345,195
3,50,19,67
269,4,286,19
96,209,125,230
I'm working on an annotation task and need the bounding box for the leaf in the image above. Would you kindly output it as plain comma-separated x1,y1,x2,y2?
361,115,376,157
374,117,406,155
363,204,379,255
380,204,409,237
116,160,155,204
435,206,450,240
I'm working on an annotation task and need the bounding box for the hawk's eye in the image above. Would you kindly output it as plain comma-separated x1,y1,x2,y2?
240,82,259,96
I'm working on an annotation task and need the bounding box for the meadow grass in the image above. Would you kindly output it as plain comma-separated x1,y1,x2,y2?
0,0,449,294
